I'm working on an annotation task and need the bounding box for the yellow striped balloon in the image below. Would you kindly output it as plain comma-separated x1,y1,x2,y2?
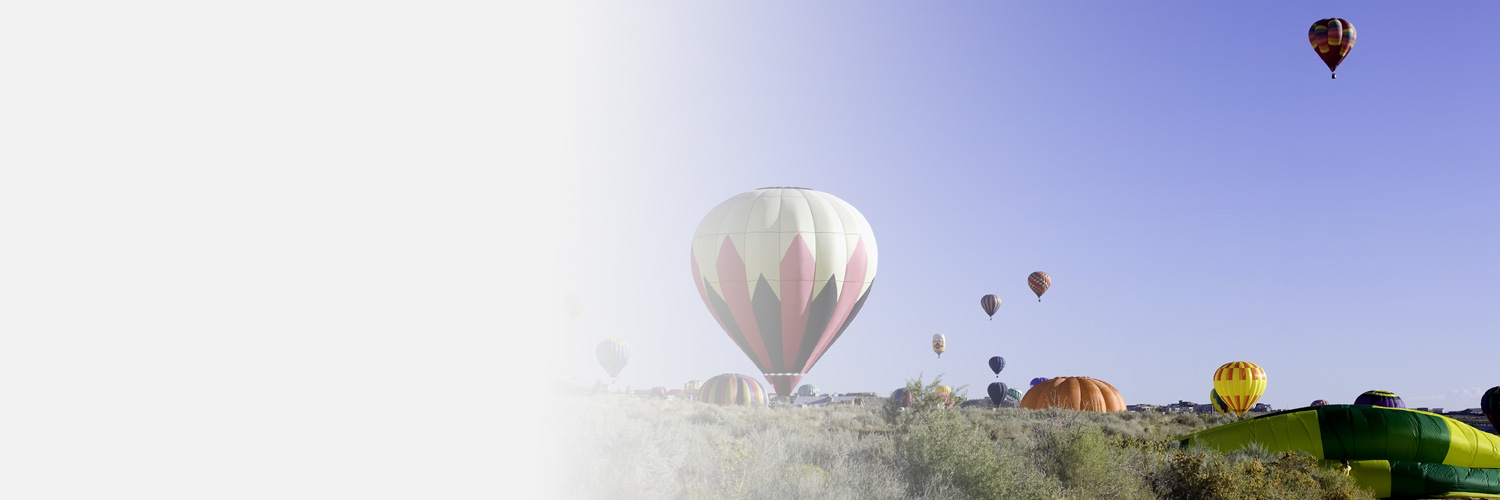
1212,361,1267,416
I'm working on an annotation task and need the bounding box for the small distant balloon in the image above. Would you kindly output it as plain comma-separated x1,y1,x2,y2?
980,294,1001,320
1212,361,1267,416
1030,377,1048,387
596,339,630,379
932,334,946,358
797,384,820,397
988,356,1006,377
1482,387,1500,431
1311,399,1329,406
988,382,1009,408
1354,390,1405,409
891,387,911,408
1028,272,1051,301
563,294,585,320
1309,18,1356,79
1209,389,1227,414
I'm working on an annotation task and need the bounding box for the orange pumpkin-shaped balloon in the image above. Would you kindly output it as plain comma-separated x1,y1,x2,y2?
1019,376,1125,412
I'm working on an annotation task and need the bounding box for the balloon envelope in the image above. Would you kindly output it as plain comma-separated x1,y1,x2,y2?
563,294,585,320
988,382,1009,408
700,373,769,406
1209,389,1227,414
1311,399,1329,406
1212,361,1267,416
1020,376,1125,412
1028,272,1051,301
980,294,1000,318
797,384,820,397
1030,377,1048,387
1483,387,1500,431
1354,390,1405,409
595,339,630,378
891,387,911,408
932,334,945,357
1308,18,1357,75
690,188,878,397
988,356,1006,376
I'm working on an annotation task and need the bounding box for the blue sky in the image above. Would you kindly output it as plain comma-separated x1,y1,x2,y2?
564,2,1500,410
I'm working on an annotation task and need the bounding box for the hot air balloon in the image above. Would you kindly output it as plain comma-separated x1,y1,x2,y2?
700,373,769,406
988,356,1006,377
690,187,878,397
980,294,1000,320
1030,377,1048,387
596,339,630,379
1483,387,1500,431
1212,361,1267,416
563,294,585,320
935,385,955,407
1309,18,1356,79
1028,272,1051,301
649,387,667,398
667,389,684,397
988,382,1009,408
1209,389,1227,414
1019,376,1125,412
797,384,820,397
1181,405,1500,499
1311,399,1329,406
685,380,701,393
932,334,946,358
891,387,911,408
1007,388,1022,402
1354,390,1405,408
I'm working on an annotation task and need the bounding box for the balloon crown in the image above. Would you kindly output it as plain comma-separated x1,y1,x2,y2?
756,186,812,190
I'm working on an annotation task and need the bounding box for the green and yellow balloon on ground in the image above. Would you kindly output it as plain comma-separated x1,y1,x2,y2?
1180,405,1500,498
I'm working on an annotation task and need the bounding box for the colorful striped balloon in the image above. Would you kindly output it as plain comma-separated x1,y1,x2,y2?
699,373,768,406
980,294,1000,319
1006,388,1022,402
1355,390,1406,409
1028,272,1051,301
1209,389,1227,414
891,387,911,408
1311,399,1329,406
690,188,878,397
1212,361,1267,416
1309,18,1356,78
595,338,630,378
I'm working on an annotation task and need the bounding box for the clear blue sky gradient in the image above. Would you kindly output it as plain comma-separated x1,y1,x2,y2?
563,3,1500,409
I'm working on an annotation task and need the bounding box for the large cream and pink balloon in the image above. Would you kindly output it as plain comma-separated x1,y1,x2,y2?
690,188,878,397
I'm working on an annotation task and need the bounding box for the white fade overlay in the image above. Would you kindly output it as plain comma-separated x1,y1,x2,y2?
2,2,577,498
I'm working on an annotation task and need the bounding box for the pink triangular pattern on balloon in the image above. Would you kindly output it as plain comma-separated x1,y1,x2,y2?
716,236,772,370
801,237,868,372
778,234,815,372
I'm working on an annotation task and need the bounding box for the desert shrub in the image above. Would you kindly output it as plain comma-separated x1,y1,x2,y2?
1032,425,1152,500
1146,447,1371,500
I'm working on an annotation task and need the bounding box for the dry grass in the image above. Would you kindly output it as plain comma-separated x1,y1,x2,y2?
553,379,1371,500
